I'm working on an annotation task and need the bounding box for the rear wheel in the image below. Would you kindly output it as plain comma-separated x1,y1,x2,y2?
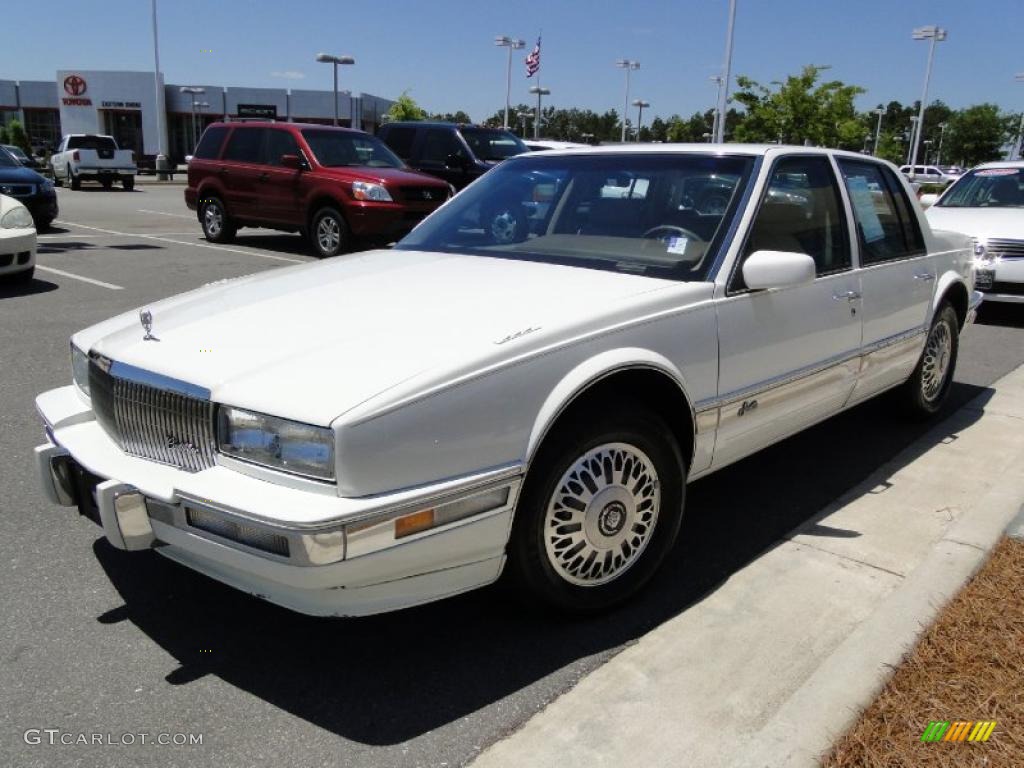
901,302,959,418
101,178,113,190
310,207,349,257
484,202,528,244
69,168,81,190
122,176,134,191
506,402,685,614
200,197,236,243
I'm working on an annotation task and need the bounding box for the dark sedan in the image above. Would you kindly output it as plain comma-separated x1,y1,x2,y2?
0,146,57,229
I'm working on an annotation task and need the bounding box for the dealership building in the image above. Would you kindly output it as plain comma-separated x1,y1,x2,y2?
0,70,396,163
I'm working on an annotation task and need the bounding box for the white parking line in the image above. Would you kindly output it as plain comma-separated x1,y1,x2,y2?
54,220,304,263
35,265,124,290
38,232,200,238
137,209,195,219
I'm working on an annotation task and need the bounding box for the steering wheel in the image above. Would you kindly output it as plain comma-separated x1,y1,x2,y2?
642,225,703,242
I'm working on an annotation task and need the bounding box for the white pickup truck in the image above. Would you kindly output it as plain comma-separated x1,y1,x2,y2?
51,134,137,191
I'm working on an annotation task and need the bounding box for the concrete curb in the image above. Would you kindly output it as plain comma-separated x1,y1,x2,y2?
470,363,1024,768
1007,504,1024,541
743,478,1023,768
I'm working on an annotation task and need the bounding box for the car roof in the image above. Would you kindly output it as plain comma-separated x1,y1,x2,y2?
973,160,1024,170
382,121,510,130
504,143,891,161
208,121,367,134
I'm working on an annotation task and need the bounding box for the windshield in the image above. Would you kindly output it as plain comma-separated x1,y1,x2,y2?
396,153,755,281
460,128,528,161
300,130,404,168
0,147,18,167
938,168,1024,208
2,145,28,161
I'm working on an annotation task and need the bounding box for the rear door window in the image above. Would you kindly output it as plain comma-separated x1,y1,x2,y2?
420,129,466,165
264,130,299,165
837,159,925,264
193,126,228,159
223,128,266,164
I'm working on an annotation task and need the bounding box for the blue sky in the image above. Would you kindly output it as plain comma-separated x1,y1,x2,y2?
4,0,1022,121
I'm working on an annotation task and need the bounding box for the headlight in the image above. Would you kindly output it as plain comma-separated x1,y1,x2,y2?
0,205,33,229
351,181,393,202
40,179,54,193
71,343,90,397
217,406,335,481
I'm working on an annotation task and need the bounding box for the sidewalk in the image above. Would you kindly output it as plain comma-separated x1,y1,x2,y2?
471,365,1024,768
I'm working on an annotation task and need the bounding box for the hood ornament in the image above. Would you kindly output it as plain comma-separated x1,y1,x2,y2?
140,310,160,342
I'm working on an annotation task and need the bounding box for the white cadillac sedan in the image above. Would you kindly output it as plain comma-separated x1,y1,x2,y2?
36,145,980,617
0,193,37,283
926,161,1024,304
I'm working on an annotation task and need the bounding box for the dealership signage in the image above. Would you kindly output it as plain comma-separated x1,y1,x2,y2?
100,100,142,109
237,104,277,119
62,74,92,106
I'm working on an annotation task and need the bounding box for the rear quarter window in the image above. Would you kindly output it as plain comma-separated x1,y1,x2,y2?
194,126,229,160
379,126,417,160
222,128,266,164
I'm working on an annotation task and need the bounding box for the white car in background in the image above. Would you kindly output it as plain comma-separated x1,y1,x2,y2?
0,193,36,283
926,161,1024,304
900,164,960,187
525,139,590,152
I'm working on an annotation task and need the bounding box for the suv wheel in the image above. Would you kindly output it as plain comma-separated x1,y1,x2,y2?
484,202,528,245
201,197,236,243
69,168,81,190
901,301,958,418
122,176,134,191
311,207,349,257
506,402,685,614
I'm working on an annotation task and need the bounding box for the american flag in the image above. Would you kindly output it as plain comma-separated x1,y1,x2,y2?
525,36,541,77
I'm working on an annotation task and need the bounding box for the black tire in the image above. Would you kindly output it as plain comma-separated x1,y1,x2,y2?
101,178,113,190
52,171,63,188
483,201,529,244
901,302,959,419
69,168,81,190
200,197,236,243
506,402,685,614
310,206,349,257
122,176,134,191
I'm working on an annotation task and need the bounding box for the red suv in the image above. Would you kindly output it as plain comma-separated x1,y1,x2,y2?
185,122,452,257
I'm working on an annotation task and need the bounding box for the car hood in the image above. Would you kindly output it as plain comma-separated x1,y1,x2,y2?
316,165,448,187
77,250,685,426
0,164,46,184
925,206,1024,241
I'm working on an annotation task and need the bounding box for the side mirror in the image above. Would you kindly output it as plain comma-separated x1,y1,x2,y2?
280,154,303,170
742,250,816,290
445,153,468,171
918,193,939,209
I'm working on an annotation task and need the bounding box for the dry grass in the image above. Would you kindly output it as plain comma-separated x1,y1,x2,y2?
822,537,1024,768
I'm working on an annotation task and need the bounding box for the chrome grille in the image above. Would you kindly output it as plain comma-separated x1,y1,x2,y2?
89,360,216,472
986,238,1024,259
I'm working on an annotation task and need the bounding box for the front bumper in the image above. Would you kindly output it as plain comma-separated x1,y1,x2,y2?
346,201,443,239
0,228,35,276
36,385,519,616
975,260,1024,304
24,194,58,226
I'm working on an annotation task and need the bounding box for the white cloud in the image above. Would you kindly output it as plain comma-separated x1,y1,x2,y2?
270,70,305,80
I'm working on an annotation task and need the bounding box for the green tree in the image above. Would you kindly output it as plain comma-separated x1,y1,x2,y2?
732,65,865,149
386,91,427,122
943,104,1013,167
429,110,473,123
0,123,8,144
5,119,31,155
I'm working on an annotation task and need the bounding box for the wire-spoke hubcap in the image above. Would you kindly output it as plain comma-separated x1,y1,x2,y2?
490,210,517,243
544,442,661,587
921,319,952,402
204,205,222,236
317,216,340,253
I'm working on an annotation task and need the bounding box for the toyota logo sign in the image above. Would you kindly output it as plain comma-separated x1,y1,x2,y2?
64,75,87,97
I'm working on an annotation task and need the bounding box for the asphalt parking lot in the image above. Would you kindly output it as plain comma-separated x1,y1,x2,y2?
2,185,1024,768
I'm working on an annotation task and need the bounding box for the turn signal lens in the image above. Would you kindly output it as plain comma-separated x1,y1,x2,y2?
394,508,435,539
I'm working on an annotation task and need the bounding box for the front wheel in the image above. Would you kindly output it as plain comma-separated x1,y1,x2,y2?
484,202,528,245
200,197,236,243
506,403,685,614
310,207,349,257
122,176,134,191
901,302,959,418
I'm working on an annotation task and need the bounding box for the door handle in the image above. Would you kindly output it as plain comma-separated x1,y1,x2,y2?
218,167,229,175
259,172,269,182
832,290,861,301
913,272,935,281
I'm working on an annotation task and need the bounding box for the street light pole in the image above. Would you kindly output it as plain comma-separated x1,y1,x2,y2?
935,122,947,166
1013,74,1024,160
151,0,168,178
495,36,525,130
709,75,724,143
632,99,650,142
906,116,919,166
528,86,550,140
909,25,947,178
316,53,356,126
872,107,885,155
179,87,205,153
616,59,640,142
715,0,737,143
